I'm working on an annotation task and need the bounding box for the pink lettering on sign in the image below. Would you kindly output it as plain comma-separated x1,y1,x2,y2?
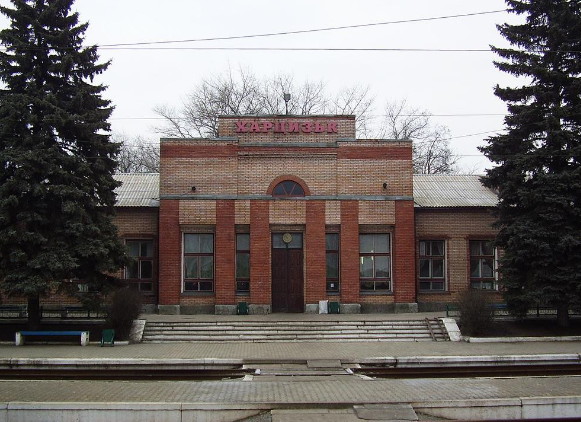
234,120,340,134
235,121,248,132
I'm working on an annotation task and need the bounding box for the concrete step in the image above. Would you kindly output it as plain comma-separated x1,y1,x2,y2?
141,318,450,343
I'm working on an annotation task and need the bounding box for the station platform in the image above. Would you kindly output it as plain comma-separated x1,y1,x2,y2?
0,312,580,421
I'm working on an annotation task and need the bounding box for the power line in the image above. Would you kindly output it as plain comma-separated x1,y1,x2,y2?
111,113,505,121
100,10,508,48
100,46,494,52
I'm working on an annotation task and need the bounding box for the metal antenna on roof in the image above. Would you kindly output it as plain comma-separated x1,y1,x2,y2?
283,93,291,115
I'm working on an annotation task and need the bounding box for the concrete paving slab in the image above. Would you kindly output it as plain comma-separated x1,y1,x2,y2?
272,409,360,422
354,404,418,420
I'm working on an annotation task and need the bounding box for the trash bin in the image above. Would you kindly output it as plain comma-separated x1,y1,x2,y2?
319,300,328,314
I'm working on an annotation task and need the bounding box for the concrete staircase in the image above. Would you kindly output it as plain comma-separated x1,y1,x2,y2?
141,318,450,343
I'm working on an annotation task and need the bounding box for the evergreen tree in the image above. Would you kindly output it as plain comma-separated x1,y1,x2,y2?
0,0,127,327
480,0,581,326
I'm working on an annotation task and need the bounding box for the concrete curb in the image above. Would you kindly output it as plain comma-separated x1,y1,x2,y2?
2,396,581,422
468,336,581,343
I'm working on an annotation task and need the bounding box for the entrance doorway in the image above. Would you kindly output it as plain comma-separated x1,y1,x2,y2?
271,233,304,313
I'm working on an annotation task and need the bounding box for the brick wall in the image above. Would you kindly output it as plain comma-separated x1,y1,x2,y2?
158,200,181,305
415,208,501,304
394,201,416,303
250,201,271,305
215,200,236,305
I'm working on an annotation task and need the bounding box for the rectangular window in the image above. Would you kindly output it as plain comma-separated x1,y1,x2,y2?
359,233,391,292
469,240,497,290
236,233,250,293
125,240,154,293
419,240,445,291
326,233,339,292
183,233,214,292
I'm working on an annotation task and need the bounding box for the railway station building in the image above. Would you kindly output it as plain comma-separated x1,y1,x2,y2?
1,115,501,314
113,115,499,315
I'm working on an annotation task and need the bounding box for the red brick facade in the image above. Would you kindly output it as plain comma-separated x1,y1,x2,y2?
155,115,423,314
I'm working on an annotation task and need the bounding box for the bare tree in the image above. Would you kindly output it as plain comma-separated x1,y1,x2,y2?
153,70,458,174
154,68,373,138
379,100,458,174
114,134,160,173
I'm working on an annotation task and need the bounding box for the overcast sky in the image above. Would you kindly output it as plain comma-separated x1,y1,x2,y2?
2,0,523,173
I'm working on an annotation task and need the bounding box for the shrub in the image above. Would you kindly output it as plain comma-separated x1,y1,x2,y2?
457,289,494,336
105,288,142,340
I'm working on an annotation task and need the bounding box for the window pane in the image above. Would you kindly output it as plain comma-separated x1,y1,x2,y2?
419,259,430,278
184,256,198,278
127,241,140,257
470,241,481,256
419,241,427,256
360,235,374,253
432,259,444,278
360,280,375,290
375,281,389,290
419,281,431,290
481,281,494,290
236,234,250,251
374,235,389,253
184,234,199,253
140,260,153,279
273,184,285,195
184,281,198,291
140,241,153,257
126,260,138,279
286,233,303,249
375,256,389,278
470,259,481,278
326,253,339,278
272,234,286,249
360,256,374,278
481,258,494,278
199,234,214,253
237,281,250,292
236,253,250,278
199,281,213,291
325,233,339,251
432,281,445,290
200,256,214,279
326,281,339,291
481,241,494,256
432,241,444,256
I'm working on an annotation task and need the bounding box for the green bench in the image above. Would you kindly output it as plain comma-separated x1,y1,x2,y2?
15,330,89,346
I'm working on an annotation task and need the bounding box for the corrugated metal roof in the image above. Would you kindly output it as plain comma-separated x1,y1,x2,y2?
114,173,159,207
113,173,497,208
413,175,498,208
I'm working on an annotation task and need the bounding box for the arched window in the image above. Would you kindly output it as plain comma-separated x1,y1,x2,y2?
272,180,305,197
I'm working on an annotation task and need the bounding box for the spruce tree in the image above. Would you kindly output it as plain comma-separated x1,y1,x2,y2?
0,0,127,327
480,0,581,326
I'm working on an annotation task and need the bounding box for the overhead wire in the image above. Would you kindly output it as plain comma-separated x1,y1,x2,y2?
99,10,509,48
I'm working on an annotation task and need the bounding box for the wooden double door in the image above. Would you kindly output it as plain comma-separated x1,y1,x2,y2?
271,233,304,313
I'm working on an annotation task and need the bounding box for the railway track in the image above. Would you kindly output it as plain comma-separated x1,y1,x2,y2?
1,356,580,380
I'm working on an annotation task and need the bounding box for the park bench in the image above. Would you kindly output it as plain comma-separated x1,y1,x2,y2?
15,330,89,346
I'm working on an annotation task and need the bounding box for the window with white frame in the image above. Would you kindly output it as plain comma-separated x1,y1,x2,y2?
419,240,445,291
183,233,214,292
359,233,391,292
469,240,497,290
